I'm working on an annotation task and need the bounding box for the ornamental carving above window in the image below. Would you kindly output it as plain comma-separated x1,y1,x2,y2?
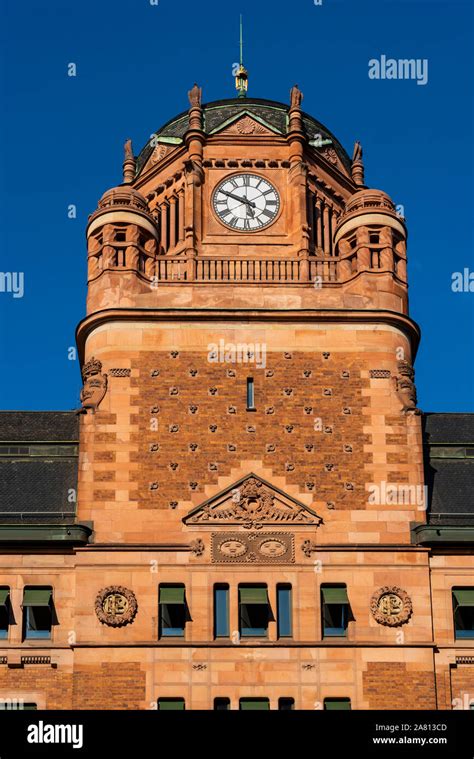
184,473,322,530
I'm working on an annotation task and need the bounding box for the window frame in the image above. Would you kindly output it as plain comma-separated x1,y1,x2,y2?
22,587,53,641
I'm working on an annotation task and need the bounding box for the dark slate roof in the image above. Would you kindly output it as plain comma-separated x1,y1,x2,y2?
0,412,79,442
424,413,474,524
423,413,474,444
0,412,78,523
136,97,352,175
0,459,77,521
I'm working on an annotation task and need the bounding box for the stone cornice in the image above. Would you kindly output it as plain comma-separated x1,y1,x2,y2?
76,307,421,365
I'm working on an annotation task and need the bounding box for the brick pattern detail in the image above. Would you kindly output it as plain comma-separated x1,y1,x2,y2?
132,352,371,509
363,662,436,709
450,665,474,709
0,663,146,710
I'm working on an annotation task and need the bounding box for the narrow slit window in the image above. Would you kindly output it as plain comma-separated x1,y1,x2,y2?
214,585,229,638
247,378,255,410
277,584,292,638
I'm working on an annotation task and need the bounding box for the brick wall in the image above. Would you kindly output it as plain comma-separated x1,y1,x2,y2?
363,662,436,709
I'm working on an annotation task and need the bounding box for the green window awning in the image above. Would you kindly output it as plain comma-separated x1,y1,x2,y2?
0,589,9,607
325,699,351,710
321,587,349,605
239,587,268,605
453,589,474,607
240,699,270,710
23,589,52,607
158,700,185,711
159,587,185,604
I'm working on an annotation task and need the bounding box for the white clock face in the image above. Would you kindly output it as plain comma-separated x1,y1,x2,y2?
213,174,280,231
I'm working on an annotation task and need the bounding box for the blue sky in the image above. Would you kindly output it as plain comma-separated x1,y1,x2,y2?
0,0,472,411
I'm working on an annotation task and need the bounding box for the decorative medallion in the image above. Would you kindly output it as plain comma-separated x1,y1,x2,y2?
236,116,267,135
184,473,322,530
370,586,412,627
151,143,168,164
95,586,138,627
212,532,294,564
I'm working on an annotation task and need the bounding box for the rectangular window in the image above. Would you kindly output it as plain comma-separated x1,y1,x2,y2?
159,585,187,638
278,697,294,710
157,698,185,710
452,588,474,640
214,585,229,638
321,585,349,637
277,585,292,638
0,588,10,640
214,698,230,711
247,378,255,410
23,587,52,640
239,698,270,710
239,586,270,638
324,698,351,710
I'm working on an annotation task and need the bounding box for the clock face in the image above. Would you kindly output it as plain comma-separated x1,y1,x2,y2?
213,174,280,231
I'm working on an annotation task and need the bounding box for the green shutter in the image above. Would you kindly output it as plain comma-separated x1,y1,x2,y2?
23,589,52,607
240,699,270,710
0,589,9,607
239,587,268,604
453,589,474,607
325,699,351,710
158,699,185,710
321,587,348,605
160,587,185,604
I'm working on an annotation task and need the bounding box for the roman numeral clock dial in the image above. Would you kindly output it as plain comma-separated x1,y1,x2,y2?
212,174,280,231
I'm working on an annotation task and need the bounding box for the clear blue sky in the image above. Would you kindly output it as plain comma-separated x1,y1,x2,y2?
0,0,472,412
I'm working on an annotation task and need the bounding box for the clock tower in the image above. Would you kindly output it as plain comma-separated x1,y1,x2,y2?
74,80,433,710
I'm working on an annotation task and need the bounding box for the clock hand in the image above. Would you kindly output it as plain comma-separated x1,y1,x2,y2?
221,189,256,208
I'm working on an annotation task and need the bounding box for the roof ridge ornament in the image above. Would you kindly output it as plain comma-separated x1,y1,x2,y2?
235,15,248,98
122,138,136,183
351,140,365,186
289,84,303,110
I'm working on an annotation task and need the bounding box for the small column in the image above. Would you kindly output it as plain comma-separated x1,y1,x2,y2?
379,226,394,270
178,189,185,241
356,226,371,269
267,583,278,642
229,584,239,643
122,139,136,184
323,203,331,255
160,202,168,254
169,196,177,250
317,198,324,252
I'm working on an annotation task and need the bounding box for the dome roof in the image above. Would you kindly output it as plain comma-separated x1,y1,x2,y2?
98,185,148,211
136,98,352,175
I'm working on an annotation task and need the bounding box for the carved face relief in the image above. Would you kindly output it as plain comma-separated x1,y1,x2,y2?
370,586,412,627
212,532,294,564
95,586,138,627
80,357,107,413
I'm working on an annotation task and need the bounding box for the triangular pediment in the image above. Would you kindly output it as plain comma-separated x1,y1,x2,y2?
183,473,322,529
209,111,283,137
